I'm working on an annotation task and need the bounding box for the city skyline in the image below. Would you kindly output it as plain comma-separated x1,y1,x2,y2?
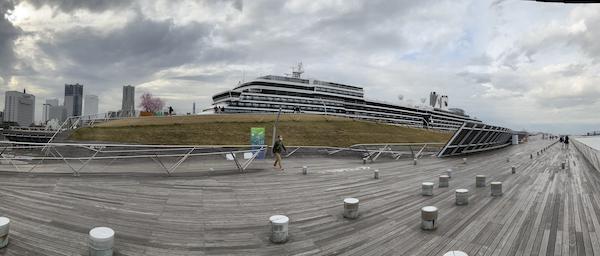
1,0,600,133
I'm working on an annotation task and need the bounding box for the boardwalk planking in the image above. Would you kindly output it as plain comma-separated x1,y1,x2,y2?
0,138,599,255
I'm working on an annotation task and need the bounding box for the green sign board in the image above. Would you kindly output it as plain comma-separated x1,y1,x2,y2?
250,127,266,159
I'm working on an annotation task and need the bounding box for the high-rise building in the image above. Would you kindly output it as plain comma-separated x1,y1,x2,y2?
121,85,135,116
4,90,35,126
84,95,99,116
64,83,83,117
42,99,60,123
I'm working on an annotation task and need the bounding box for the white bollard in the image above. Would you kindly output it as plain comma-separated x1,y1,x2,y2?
446,169,452,179
362,158,367,165
443,251,468,256
269,215,289,243
89,227,114,256
421,182,434,196
302,166,308,175
476,175,486,187
491,182,503,197
421,206,438,230
455,189,469,205
374,169,379,179
439,175,449,188
413,158,418,165
463,158,467,164
343,198,360,219
511,166,516,174
0,217,10,248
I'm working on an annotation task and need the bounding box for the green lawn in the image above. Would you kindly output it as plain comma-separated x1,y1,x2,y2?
70,114,451,147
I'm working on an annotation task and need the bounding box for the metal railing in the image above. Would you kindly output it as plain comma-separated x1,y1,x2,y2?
572,137,600,172
0,141,446,176
0,141,265,176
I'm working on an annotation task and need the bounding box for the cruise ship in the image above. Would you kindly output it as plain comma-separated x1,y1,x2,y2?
209,64,481,131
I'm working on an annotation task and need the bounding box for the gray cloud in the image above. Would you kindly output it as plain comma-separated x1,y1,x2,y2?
23,0,135,13
559,63,586,76
2,0,600,134
37,15,214,85
0,0,22,83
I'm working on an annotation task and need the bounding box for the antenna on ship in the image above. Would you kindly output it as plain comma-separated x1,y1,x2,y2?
290,62,304,78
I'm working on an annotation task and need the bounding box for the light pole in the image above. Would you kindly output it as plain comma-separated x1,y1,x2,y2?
270,107,283,156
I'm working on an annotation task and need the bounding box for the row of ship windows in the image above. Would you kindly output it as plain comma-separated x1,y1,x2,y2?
240,95,345,107
225,107,460,129
231,102,342,113
226,94,466,126
242,94,422,118
230,102,427,122
315,87,363,97
234,98,464,125
312,80,363,92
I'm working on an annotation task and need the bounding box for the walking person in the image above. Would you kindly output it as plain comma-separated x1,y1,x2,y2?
559,136,564,149
564,135,569,149
272,135,287,170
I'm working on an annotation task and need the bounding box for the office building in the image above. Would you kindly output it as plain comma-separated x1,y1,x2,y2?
4,90,35,126
64,83,83,117
122,85,135,116
84,95,99,116
42,99,60,123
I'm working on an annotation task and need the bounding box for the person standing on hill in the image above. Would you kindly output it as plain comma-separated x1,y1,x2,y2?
273,135,287,171
564,135,570,149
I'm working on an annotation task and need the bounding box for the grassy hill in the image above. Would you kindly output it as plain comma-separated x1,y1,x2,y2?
69,114,451,147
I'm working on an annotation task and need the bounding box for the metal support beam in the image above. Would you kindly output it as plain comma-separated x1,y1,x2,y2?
166,147,196,175
285,147,301,157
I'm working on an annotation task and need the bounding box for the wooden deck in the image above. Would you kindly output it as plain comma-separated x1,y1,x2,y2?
0,138,599,255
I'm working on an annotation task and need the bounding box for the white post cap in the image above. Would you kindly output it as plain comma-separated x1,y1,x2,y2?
421,206,438,212
443,251,468,256
269,215,289,224
0,217,9,235
344,198,359,204
89,227,115,249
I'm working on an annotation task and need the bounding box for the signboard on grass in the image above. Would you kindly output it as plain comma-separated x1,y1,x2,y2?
250,127,266,159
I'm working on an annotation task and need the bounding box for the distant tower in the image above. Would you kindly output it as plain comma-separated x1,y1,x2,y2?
4,90,35,126
42,99,59,123
64,83,83,117
84,95,99,116
122,85,135,116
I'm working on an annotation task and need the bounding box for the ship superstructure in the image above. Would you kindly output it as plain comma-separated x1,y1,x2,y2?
209,63,481,131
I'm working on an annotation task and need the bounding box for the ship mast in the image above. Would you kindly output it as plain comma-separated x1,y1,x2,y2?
290,62,304,78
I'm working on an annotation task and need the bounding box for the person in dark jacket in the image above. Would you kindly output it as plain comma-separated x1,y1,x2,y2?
559,136,564,149
564,135,569,149
272,135,287,170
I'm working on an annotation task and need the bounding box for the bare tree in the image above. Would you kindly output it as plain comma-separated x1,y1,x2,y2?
139,92,165,113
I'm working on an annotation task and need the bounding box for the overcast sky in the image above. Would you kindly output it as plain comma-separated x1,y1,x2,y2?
1,0,599,134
